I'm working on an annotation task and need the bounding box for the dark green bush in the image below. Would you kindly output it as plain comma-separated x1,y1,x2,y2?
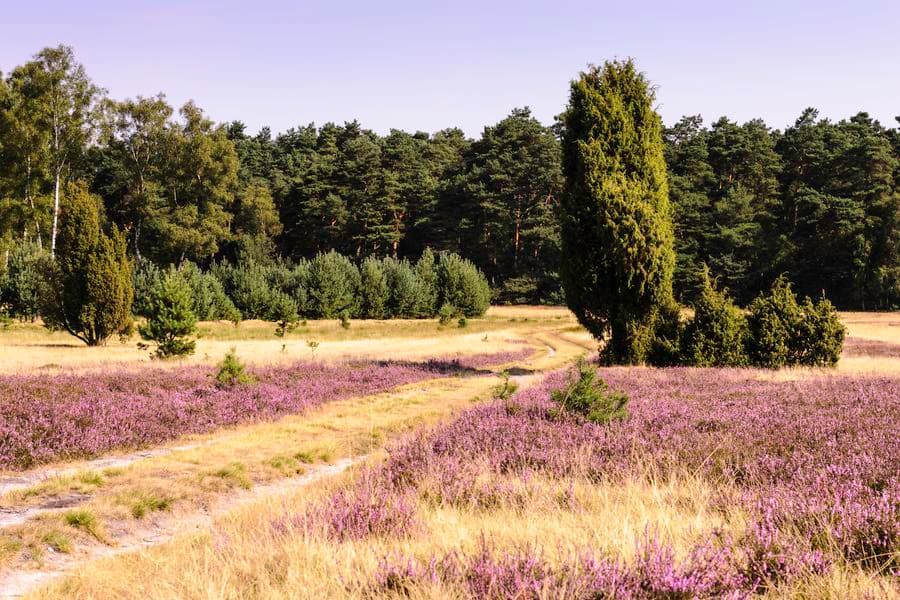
0,241,47,321
746,277,845,368
647,298,683,367
437,302,455,326
383,257,426,318
269,292,299,337
138,269,197,358
178,261,241,323
413,249,439,317
679,269,748,367
359,257,388,319
551,359,629,425
791,296,845,366
215,260,275,320
308,251,360,318
436,252,490,317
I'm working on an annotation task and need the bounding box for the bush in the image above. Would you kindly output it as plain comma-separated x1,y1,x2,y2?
551,359,629,424
359,257,388,319
178,261,241,323
0,241,47,321
339,310,351,329
492,371,518,400
436,253,490,317
215,348,255,386
791,296,845,366
270,292,299,337
214,259,275,320
437,302,455,326
413,248,439,317
42,183,133,346
138,269,197,359
679,268,748,367
383,257,427,318
132,260,162,318
747,277,845,368
647,298,683,367
308,251,360,318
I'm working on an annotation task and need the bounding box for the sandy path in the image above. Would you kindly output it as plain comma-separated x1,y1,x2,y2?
0,458,358,598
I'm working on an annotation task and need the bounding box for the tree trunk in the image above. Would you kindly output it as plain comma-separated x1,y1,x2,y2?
51,171,61,257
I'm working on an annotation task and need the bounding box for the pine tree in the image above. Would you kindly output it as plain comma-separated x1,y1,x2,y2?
559,60,675,364
139,269,198,358
42,182,133,345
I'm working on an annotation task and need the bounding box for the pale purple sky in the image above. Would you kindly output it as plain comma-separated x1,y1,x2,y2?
3,0,898,136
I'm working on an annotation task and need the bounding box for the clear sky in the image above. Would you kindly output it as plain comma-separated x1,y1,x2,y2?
2,0,898,137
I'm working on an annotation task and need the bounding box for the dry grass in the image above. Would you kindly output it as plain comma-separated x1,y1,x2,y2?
0,328,587,580
29,470,745,599
4,308,899,598
0,307,579,374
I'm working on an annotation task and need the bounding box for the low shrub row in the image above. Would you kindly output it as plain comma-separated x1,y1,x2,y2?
651,268,846,368
128,249,490,324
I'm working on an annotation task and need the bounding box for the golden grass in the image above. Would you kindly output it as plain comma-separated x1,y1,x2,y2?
29,470,745,599
4,309,899,598
0,307,580,374
0,329,587,578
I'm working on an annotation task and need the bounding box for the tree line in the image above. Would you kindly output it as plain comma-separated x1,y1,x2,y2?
1,45,898,310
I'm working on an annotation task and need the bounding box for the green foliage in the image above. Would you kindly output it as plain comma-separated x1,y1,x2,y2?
42,183,133,346
176,261,241,323
492,371,518,400
307,251,360,318
646,298,684,367
215,348,256,386
270,291,299,337
138,269,197,359
383,257,428,318
339,310,351,329
679,268,749,367
457,316,467,328
214,259,275,320
0,241,47,321
358,256,388,319
413,249,439,317
551,359,629,425
128,491,174,519
134,260,240,324
437,302,455,326
559,60,675,364
436,252,490,317
746,277,846,367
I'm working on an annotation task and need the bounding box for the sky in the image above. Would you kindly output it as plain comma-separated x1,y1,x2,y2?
2,0,899,137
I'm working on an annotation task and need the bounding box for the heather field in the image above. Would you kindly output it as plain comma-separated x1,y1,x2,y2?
32,354,900,598
2,311,899,598
0,349,531,470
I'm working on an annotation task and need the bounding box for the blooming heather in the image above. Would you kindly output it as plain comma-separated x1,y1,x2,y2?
0,349,531,470
291,363,899,597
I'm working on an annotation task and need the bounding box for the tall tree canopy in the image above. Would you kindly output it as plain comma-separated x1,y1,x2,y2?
559,60,675,364
1,45,898,310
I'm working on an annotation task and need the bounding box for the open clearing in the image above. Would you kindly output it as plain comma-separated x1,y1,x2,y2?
0,308,898,598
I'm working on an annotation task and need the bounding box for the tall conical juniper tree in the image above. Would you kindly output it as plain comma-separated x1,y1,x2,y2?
42,182,133,345
559,60,676,364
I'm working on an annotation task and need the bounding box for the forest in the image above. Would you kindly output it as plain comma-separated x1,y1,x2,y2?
1,45,898,309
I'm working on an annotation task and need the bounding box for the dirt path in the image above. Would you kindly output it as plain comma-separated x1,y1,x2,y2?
0,329,583,598
0,458,358,598
0,443,208,500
